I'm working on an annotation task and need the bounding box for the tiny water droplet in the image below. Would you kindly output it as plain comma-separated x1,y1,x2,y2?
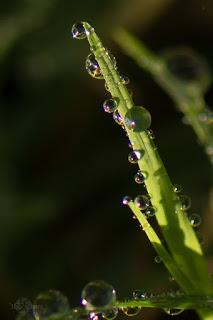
120,74,130,85
133,290,147,300
124,106,151,132
122,307,140,316
81,281,116,311
113,110,123,125
105,50,117,68
89,313,99,320
134,170,146,184
128,140,134,148
189,213,202,227
103,99,118,113
173,184,182,193
134,195,149,210
105,82,110,92
102,308,118,320
72,22,88,39
154,256,162,263
122,196,132,205
128,150,143,164
33,290,70,319
144,206,156,217
147,129,155,139
164,308,184,316
86,54,103,79
179,195,191,211
198,109,213,124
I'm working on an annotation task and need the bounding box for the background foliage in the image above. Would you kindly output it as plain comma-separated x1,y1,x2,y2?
0,0,212,319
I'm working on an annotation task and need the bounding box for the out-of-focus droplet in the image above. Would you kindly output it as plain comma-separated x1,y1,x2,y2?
72,22,88,39
86,54,103,79
144,206,156,217
154,256,162,263
134,195,149,210
134,170,147,184
122,196,132,205
121,307,140,316
179,195,191,211
173,184,182,193
81,281,116,311
33,290,70,319
128,150,143,164
133,290,147,300
102,308,118,320
189,213,202,227
124,106,151,132
103,99,118,113
164,308,184,316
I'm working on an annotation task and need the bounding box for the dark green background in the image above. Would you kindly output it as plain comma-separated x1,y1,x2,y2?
0,0,212,319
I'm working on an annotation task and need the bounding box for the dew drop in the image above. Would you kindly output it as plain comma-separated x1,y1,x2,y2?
128,150,143,164
124,106,151,132
86,54,103,79
164,308,184,316
33,290,70,319
134,170,146,184
103,99,118,113
147,129,155,139
105,50,117,68
113,110,123,125
72,22,88,39
154,256,162,263
179,195,191,211
198,109,213,124
173,184,182,193
122,196,132,205
81,281,116,311
133,290,147,300
120,74,130,85
89,312,99,320
144,206,156,217
122,307,140,316
102,308,118,320
134,195,149,210
189,213,202,227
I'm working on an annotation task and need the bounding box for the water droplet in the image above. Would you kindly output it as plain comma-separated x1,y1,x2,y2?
86,54,103,79
162,47,211,93
122,196,132,205
189,213,202,227
173,184,182,193
105,50,117,68
122,307,140,316
154,256,162,263
124,106,151,132
113,110,123,125
134,195,149,210
198,109,213,124
81,281,116,310
206,145,213,156
164,308,184,316
105,82,110,92
33,290,70,319
128,150,143,164
102,308,118,320
128,140,134,148
147,129,155,139
182,116,191,125
89,312,99,320
179,195,191,211
134,170,146,184
144,206,156,217
133,290,147,300
72,22,88,39
120,75,130,85
103,99,118,113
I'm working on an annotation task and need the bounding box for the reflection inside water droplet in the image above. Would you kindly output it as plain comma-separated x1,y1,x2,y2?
86,54,103,79
124,106,151,132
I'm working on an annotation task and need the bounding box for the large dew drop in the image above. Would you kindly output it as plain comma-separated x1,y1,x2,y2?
33,290,70,319
134,170,146,184
189,213,201,227
124,106,151,132
72,22,88,39
122,307,140,316
81,280,116,311
164,308,184,316
102,308,118,320
86,54,103,79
